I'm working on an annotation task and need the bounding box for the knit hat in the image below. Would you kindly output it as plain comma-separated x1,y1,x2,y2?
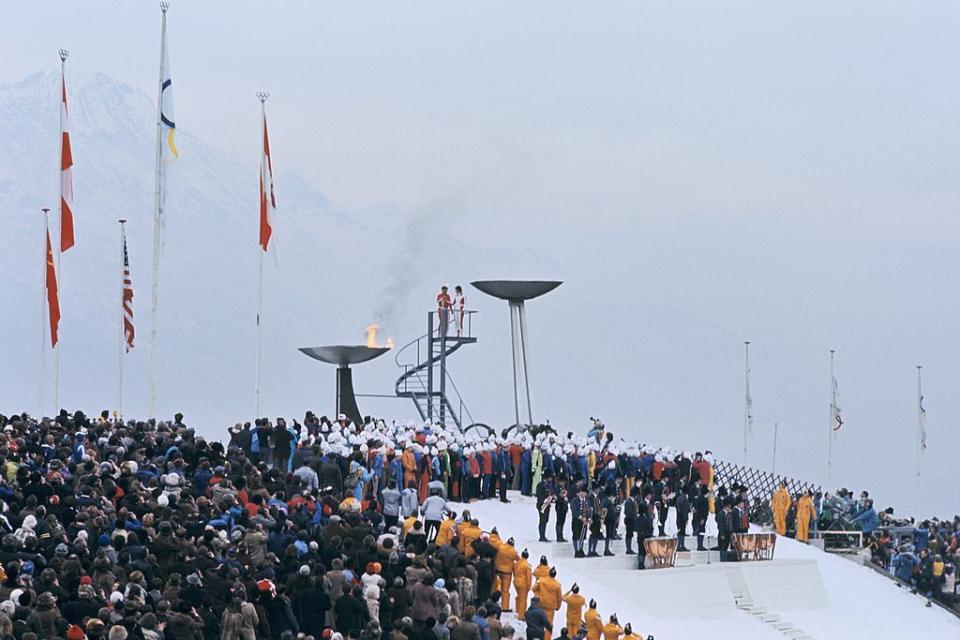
139,613,157,630
66,624,86,640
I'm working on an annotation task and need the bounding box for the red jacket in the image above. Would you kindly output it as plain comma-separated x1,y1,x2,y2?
481,451,494,474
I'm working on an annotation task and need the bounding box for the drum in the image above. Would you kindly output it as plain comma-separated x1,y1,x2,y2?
643,537,678,568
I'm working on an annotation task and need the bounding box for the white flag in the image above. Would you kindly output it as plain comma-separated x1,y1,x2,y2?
159,25,178,164
919,395,927,450
830,373,843,436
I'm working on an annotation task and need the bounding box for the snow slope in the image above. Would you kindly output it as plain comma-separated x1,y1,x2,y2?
454,494,960,640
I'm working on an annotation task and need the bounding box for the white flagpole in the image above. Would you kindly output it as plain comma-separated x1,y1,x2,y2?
254,92,269,419
54,49,68,415
772,421,778,475
148,2,170,418
39,207,51,417
915,364,923,518
118,220,127,418
743,340,751,465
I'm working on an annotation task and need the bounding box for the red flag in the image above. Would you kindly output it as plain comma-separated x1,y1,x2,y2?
45,230,61,347
259,112,276,251
60,76,75,252
122,233,135,351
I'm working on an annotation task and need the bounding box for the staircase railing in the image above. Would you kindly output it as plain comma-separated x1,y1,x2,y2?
393,310,478,430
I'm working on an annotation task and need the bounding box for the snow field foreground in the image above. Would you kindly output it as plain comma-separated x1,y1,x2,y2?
452,494,960,639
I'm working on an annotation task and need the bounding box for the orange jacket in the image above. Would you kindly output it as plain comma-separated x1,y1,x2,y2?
533,576,562,611
563,592,585,621
601,622,622,640
533,564,550,581
495,544,519,574
461,525,482,557
585,609,602,640
435,519,456,547
401,450,417,484
513,558,532,591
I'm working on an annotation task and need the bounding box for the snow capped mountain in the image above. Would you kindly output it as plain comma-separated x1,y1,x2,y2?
0,70,408,427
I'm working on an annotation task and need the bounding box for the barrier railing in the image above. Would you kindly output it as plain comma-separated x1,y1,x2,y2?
814,529,863,552
712,459,823,526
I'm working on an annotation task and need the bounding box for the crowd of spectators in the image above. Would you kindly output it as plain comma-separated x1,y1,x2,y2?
0,410,666,640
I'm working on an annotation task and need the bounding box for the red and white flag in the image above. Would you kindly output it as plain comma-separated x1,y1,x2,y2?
259,110,276,251
45,229,61,347
122,231,135,351
60,73,75,252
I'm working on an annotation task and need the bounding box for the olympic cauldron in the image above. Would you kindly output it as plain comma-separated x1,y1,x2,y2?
299,345,389,427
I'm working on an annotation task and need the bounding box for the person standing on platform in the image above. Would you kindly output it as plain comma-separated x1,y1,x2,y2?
771,482,791,536
674,484,690,552
437,285,453,337
636,489,654,569
622,487,638,555
716,498,734,561
601,487,620,557
453,285,466,336
796,490,815,543
692,483,710,551
536,476,555,543
554,480,569,542
570,483,590,558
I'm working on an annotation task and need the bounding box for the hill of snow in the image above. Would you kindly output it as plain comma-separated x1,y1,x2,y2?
458,496,959,639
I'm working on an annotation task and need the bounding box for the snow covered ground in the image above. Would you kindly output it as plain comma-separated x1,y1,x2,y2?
452,493,960,640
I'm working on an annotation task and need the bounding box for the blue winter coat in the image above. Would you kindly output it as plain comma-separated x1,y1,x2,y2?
852,507,879,534
895,552,917,582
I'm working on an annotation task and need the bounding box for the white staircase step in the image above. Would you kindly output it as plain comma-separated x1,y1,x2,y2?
773,622,793,631
760,614,780,623
785,630,808,639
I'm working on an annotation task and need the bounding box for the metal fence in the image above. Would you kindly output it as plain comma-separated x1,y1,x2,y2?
712,459,822,525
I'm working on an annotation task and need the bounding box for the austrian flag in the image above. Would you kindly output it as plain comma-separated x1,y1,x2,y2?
259,110,276,251
60,73,75,252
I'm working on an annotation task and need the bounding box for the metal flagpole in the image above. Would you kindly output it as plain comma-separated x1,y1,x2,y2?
54,49,68,414
915,365,923,518
39,207,51,416
772,421,778,476
254,92,269,419
118,220,127,417
148,2,169,417
743,341,751,465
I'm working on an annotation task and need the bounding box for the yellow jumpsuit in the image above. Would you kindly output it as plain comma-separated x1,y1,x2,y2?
563,592,585,638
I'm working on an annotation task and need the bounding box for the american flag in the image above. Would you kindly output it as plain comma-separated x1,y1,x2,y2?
122,233,135,351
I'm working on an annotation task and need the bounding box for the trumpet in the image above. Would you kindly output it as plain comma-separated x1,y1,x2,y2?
540,495,556,513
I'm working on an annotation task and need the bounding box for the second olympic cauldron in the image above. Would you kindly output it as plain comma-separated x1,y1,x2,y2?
471,280,562,431
299,345,389,427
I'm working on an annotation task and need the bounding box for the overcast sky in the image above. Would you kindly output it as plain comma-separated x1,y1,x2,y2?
3,1,959,516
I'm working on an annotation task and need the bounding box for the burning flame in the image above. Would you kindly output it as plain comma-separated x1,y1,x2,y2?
366,323,394,349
